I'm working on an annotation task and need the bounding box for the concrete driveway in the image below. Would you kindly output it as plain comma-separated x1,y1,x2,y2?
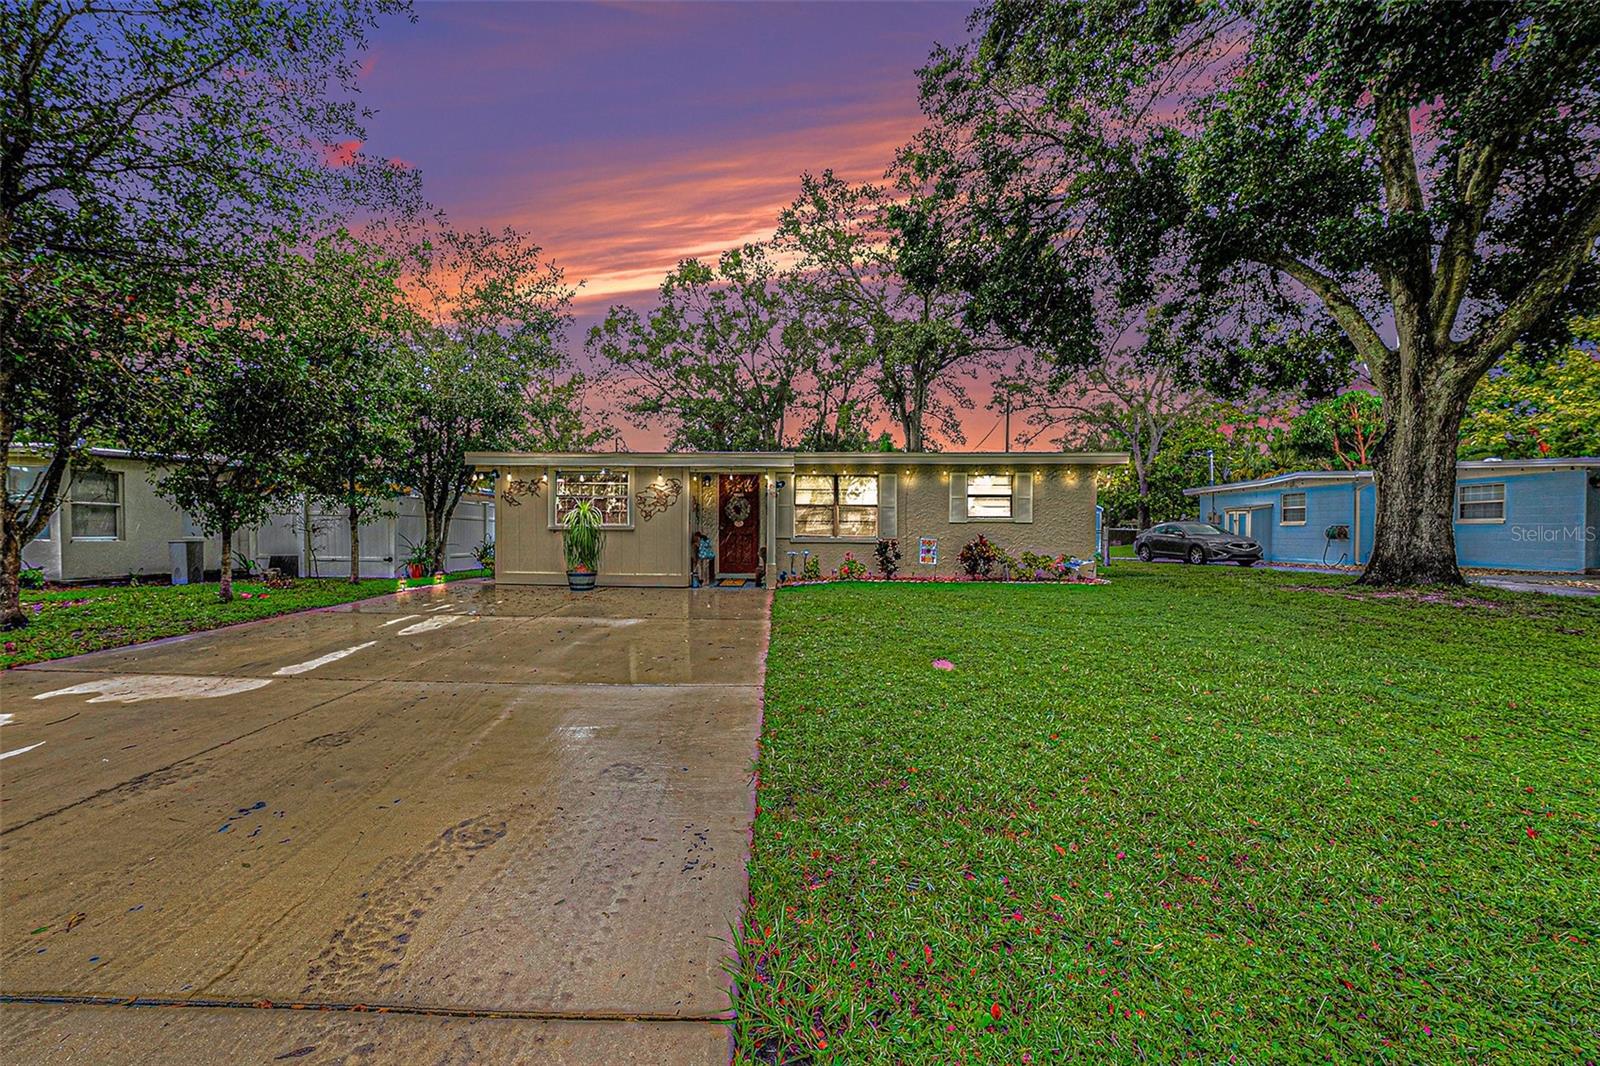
0,582,767,1064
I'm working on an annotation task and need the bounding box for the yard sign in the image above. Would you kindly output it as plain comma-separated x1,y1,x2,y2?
918,537,938,566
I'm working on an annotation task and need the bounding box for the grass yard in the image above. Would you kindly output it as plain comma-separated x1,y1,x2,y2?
735,564,1599,1063
2,570,489,669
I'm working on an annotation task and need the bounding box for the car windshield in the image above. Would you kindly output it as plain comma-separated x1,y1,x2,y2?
1179,523,1226,535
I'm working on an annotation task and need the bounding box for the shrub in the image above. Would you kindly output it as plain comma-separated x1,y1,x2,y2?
958,535,1000,578
473,537,495,567
20,566,46,590
874,538,902,579
839,552,868,580
802,555,822,581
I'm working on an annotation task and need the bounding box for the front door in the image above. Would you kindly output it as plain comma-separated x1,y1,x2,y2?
1226,509,1251,537
717,474,761,575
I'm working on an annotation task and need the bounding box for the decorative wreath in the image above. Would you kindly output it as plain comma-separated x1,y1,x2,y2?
724,494,752,523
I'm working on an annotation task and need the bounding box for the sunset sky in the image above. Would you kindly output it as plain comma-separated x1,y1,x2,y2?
357,1,982,447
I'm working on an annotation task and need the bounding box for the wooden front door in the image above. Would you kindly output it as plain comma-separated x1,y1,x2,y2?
717,474,761,575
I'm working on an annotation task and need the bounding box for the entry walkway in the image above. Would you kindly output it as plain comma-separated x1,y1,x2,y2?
1,583,767,1064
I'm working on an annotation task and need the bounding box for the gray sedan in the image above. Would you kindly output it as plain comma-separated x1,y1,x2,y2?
1134,522,1263,565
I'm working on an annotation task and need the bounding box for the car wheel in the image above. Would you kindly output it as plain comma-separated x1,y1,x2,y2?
1187,545,1207,565
1136,542,1153,562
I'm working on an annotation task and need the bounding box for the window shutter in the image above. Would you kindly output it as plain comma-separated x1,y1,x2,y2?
1014,472,1034,523
949,473,968,523
779,475,795,537
878,473,898,538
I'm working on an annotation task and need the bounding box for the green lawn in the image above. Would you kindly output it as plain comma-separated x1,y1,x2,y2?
2,570,489,669
735,564,1599,1063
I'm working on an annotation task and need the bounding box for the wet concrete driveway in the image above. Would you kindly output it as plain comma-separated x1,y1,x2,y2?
0,582,768,1064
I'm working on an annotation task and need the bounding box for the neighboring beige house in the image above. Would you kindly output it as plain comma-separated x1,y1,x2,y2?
10,447,493,584
466,450,1127,587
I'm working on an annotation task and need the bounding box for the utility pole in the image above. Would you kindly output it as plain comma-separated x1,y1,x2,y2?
1003,394,1012,453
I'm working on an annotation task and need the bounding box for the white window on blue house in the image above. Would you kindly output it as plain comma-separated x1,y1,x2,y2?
1280,491,1307,525
1458,482,1505,522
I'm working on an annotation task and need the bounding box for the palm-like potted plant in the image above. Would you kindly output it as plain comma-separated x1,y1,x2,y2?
561,498,605,591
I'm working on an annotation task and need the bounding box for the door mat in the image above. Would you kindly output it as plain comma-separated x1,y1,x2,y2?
717,578,753,588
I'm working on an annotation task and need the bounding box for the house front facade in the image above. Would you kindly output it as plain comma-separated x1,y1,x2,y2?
1184,458,1600,573
466,451,1128,586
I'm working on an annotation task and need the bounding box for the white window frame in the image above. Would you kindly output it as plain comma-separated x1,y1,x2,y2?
69,470,123,541
792,473,878,540
966,474,1014,520
1457,482,1506,524
1280,491,1307,526
551,468,632,529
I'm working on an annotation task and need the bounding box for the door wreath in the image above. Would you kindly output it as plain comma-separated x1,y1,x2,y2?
724,493,752,527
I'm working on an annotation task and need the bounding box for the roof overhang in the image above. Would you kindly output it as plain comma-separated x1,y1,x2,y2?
466,450,1130,471
1183,456,1600,496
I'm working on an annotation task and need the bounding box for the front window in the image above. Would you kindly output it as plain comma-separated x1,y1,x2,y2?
7,464,51,541
1280,491,1307,525
70,470,122,540
555,468,630,526
1458,482,1505,522
966,474,1013,519
794,474,877,537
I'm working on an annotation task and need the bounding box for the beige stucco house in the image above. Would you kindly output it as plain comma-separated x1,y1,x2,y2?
10,447,494,584
466,451,1128,586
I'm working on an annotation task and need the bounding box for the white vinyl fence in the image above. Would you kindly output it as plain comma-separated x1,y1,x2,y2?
255,494,494,579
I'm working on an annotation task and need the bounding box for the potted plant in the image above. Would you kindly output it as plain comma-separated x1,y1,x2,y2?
399,539,432,580
561,498,605,591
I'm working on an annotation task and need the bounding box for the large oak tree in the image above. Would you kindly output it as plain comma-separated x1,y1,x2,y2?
919,0,1600,584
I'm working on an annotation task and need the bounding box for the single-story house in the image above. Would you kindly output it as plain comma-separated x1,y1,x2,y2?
464,450,1128,586
9,447,494,583
1184,457,1600,573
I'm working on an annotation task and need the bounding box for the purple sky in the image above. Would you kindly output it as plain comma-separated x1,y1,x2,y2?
355,1,983,447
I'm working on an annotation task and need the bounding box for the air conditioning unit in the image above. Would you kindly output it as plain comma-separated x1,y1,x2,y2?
169,540,204,585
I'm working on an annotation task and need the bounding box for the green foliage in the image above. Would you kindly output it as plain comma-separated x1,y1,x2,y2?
874,538,903,579
399,225,597,572
1461,315,1600,460
18,566,45,590
737,574,1600,1061
587,246,802,450
957,534,1000,578
1,0,419,624
1283,391,1385,471
560,499,605,574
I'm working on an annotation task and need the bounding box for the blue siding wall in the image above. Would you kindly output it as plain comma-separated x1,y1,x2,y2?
1454,470,1588,572
1194,468,1594,573
1588,476,1600,571
1192,479,1364,565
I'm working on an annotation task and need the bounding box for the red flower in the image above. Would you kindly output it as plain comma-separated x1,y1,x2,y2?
1526,826,1539,839
990,1002,1003,1021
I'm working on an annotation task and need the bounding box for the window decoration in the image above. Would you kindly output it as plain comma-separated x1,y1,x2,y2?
1280,491,1307,525
70,470,121,540
555,469,629,525
966,474,1013,519
635,477,682,521
1458,482,1505,521
794,474,878,537
501,474,543,506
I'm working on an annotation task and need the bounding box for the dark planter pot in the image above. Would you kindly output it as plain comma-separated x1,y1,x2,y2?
567,570,597,592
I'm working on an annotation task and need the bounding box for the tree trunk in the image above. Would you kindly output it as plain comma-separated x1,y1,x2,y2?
219,524,234,603
1,521,25,630
1357,380,1470,586
1136,497,1150,531
348,503,361,584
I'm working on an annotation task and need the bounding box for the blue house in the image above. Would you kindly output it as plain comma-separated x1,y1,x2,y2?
1184,458,1600,573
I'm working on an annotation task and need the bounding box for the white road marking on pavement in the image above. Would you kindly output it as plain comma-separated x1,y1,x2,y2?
0,713,13,727
32,675,273,704
273,641,379,676
381,615,420,626
396,615,463,636
426,603,453,612
557,725,599,739
1,742,44,760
